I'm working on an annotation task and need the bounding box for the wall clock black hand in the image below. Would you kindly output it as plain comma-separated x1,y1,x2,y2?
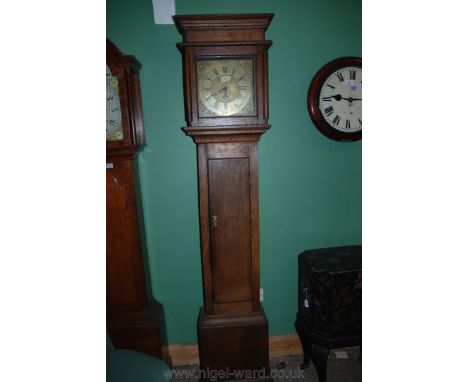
342,97,362,102
329,95,362,102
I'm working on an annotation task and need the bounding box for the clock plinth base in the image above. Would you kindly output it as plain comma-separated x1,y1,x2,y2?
197,307,271,381
107,300,168,361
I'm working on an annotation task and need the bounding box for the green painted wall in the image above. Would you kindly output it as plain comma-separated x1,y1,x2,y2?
107,0,362,344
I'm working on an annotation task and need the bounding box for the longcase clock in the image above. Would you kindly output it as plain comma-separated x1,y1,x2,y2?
106,39,167,360
174,14,274,379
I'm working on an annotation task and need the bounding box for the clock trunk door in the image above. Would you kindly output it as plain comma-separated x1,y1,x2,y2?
208,155,252,305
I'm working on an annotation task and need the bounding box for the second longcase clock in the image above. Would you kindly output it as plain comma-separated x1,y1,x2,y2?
106,39,167,360
174,14,274,379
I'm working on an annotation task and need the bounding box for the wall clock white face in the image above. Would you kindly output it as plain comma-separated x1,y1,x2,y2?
106,65,123,141
319,66,362,133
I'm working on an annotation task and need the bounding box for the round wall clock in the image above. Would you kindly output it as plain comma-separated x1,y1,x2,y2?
307,56,361,141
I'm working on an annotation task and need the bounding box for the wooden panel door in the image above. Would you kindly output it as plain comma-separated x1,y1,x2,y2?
208,157,252,304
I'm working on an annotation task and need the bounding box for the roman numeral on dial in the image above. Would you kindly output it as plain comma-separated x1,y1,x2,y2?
324,106,334,116
337,72,344,81
350,69,356,80
332,115,341,125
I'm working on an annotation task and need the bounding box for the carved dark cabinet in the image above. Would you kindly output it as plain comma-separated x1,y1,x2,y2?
295,246,362,382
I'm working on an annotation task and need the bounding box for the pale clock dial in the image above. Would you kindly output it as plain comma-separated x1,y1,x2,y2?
319,66,362,133
197,58,256,117
106,65,123,141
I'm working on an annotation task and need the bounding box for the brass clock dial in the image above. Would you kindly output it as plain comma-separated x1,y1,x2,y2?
106,65,124,141
197,57,255,117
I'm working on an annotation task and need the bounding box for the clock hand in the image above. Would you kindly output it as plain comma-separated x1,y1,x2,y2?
222,86,229,102
203,86,228,101
342,97,362,101
329,95,362,102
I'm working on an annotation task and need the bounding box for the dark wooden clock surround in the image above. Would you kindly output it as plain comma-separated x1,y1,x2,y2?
174,14,274,379
106,39,167,360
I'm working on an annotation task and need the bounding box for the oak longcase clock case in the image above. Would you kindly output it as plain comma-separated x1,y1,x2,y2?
106,39,166,360
174,14,274,379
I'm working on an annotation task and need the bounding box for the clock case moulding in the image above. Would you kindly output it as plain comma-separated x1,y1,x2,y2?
106,39,168,361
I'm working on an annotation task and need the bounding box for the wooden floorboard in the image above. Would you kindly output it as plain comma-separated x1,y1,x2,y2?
168,333,303,367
